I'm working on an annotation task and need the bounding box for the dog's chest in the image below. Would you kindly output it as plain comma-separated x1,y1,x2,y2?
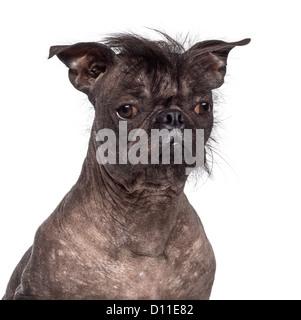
106,252,214,299
46,236,215,300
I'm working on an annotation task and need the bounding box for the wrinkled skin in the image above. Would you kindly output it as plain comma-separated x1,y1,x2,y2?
3,34,249,300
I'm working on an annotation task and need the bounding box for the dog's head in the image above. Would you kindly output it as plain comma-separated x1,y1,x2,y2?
49,33,249,189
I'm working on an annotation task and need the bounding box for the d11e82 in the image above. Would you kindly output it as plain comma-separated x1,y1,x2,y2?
150,304,194,315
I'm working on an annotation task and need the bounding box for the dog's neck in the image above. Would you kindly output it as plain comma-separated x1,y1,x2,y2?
74,130,186,257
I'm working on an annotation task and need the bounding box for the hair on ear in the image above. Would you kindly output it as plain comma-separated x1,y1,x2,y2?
184,38,250,89
48,42,115,94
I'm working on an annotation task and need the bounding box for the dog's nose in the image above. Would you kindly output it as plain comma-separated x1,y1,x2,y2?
155,109,185,130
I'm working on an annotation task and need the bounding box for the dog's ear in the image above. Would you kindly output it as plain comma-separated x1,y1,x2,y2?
185,38,250,89
49,42,115,94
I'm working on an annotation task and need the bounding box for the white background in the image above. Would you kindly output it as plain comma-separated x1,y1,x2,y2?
0,0,300,300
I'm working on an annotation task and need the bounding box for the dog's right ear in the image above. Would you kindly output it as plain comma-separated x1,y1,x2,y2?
184,38,250,89
49,42,115,95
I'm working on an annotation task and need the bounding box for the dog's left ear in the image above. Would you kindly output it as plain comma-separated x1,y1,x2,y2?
49,42,115,95
186,38,250,89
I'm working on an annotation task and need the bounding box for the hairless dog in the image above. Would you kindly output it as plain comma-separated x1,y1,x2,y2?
3,33,250,299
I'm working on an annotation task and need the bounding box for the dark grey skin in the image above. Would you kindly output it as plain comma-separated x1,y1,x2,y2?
3,34,250,300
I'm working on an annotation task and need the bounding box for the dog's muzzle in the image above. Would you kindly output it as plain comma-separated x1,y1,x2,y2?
155,109,186,130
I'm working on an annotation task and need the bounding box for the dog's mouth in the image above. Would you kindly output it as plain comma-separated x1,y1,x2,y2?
95,121,205,176
149,128,184,158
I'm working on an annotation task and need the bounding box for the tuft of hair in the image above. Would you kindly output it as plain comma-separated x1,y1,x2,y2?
104,31,186,73
187,89,224,188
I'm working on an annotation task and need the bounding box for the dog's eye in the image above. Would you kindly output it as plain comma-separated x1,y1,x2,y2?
194,102,212,115
116,105,138,119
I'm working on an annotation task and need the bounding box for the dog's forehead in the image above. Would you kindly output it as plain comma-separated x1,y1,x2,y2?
112,58,179,98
